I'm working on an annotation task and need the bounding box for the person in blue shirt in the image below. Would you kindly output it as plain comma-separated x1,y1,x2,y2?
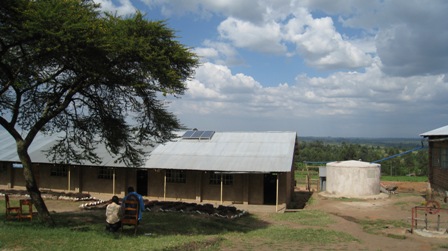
122,186,145,222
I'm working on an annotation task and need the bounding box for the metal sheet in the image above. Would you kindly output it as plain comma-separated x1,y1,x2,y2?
420,125,448,136
144,131,297,173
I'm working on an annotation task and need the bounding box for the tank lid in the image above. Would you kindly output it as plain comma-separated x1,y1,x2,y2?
326,160,380,168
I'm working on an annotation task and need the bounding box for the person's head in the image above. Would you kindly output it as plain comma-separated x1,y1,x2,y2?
111,196,119,204
127,186,135,193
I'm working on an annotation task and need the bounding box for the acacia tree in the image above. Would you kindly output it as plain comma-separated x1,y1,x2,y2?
0,0,198,225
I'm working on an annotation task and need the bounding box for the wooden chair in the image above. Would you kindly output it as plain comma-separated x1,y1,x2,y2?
19,199,33,221
5,194,21,220
120,199,139,235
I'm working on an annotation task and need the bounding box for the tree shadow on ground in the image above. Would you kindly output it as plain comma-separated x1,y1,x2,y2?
50,208,270,237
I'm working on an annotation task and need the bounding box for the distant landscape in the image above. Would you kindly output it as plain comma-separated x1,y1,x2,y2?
298,136,424,148
295,136,428,176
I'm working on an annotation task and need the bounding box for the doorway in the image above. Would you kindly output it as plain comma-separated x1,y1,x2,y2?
136,170,148,196
263,173,277,205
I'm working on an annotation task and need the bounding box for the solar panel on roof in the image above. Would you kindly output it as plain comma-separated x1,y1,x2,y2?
181,130,215,140
200,131,215,139
182,130,195,138
191,130,204,138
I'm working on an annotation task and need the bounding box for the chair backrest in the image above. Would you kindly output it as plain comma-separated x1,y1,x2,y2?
121,199,139,225
5,194,11,208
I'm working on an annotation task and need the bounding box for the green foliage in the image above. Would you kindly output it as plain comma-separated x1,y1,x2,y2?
381,176,428,182
0,0,198,166
296,139,428,177
1,0,198,225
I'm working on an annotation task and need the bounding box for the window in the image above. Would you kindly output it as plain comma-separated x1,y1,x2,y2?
166,170,186,183
98,167,113,179
433,147,448,169
50,166,68,177
209,173,233,185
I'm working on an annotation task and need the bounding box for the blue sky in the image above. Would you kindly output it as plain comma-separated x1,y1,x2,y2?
95,0,448,138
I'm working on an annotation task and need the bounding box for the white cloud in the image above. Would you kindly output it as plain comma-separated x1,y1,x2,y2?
194,40,243,66
94,0,137,16
285,15,373,69
92,1,448,137
167,60,448,136
309,0,448,77
218,17,287,54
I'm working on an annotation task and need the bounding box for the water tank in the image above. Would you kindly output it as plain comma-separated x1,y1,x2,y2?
326,160,381,197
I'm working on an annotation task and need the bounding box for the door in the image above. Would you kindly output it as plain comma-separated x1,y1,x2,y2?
136,170,148,196
263,173,277,205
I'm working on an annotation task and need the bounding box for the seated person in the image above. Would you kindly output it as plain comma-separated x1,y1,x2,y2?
105,196,122,232
122,186,145,222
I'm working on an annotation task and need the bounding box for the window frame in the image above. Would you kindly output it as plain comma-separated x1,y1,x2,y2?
97,167,113,180
50,166,68,177
166,170,186,183
209,172,233,185
432,147,448,169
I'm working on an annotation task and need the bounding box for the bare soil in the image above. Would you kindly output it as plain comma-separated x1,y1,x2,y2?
301,181,448,251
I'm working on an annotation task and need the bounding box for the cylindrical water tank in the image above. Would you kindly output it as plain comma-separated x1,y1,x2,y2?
326,160,381,197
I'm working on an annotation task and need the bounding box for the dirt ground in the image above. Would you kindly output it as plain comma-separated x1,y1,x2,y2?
301,181,448,251
4,182,448,250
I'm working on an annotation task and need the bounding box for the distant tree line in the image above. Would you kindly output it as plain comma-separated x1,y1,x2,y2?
295,140,428,176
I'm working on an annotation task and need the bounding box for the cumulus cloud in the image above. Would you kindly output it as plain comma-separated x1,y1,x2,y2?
218,17,287,54
167,60,448,136
93,0,448,136
308,0,448,76
194,40,243,66
284,15,372,69
212,6,372,70
94,0,137,16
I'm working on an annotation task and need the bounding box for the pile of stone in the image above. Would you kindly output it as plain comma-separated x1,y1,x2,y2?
0,189,94,201
79,199,248,219
146,201,248,219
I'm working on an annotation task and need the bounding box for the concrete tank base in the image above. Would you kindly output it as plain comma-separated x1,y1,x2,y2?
413,229,448,238
318,191,389,200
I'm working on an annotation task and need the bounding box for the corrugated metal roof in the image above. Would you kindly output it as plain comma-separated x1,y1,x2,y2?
144,131,297,173
420,125,448,137
1,130,297,172
0,130,132,167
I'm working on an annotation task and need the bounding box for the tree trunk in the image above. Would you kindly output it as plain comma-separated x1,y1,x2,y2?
17,142,55,226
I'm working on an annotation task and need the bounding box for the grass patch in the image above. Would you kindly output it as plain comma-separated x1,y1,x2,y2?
271,210,334,226
359,218,408,236
386,233,406,239
0,209,261,251
0,205,361,251
248,227,358,244
381,176,427,182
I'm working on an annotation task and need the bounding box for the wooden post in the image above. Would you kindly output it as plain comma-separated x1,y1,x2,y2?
276,174,279,212
220,173,223,205
112,168,116,195
164,171,167,201
67,166,71,191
